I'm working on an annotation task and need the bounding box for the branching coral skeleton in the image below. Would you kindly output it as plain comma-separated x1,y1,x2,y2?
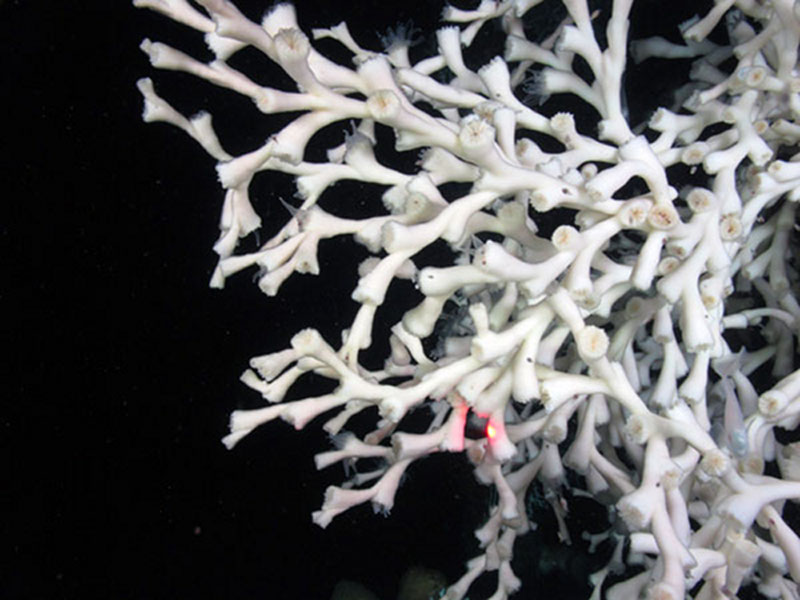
136,0,800,597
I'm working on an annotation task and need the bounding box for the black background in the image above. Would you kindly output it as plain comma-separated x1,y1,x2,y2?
4,1,711,599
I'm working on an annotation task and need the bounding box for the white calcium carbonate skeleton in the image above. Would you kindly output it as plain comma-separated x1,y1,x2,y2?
135,0,800,597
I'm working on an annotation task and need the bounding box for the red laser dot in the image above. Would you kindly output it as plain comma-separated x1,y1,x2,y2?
486,423,497,439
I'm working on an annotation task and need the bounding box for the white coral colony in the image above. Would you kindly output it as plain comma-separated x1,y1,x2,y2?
136,0,800,598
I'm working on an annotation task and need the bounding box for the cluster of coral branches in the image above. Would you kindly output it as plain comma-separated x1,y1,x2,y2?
136,0,800,597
